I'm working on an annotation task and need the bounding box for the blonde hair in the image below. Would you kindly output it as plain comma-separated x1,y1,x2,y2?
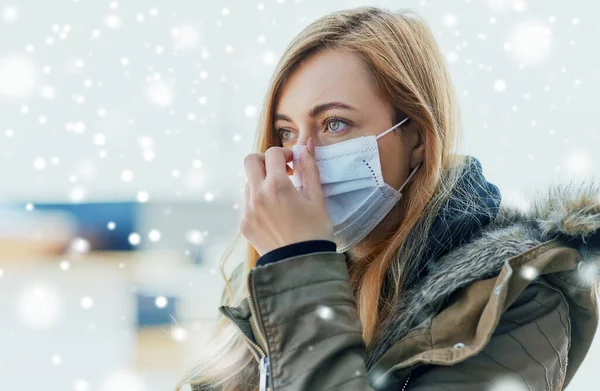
178,6,470,391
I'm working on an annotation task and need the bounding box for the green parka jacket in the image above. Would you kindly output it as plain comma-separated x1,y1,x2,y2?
182,179,600,391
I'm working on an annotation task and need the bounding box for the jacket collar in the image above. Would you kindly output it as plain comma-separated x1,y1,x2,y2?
417,156,502,272
366,174,600,369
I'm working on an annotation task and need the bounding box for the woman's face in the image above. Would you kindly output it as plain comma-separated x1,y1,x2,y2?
274,48,424,256
274,48,423,193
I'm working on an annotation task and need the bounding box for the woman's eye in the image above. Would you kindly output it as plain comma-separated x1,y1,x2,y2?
326,119,349,134
277,129,296,142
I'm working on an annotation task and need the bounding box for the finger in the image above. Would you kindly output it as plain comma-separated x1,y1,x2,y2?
300,137,325,201
244,153,266,190
244,182,250,207
264,147,293,179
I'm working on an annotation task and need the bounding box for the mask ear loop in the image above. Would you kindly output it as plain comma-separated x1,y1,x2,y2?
374,115,419,192
399,162,422,193
376,116,410,140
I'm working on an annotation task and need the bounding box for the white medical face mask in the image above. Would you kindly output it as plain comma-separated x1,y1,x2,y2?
290,116,421,253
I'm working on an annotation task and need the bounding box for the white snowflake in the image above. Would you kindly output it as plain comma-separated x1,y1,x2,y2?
73,379,91,391
316,305,334,320
509,21,551,64
493,80,506,92
155,296,168,308
39,85,56,100
129,232,141,246
69,187,86,203
443,13,457,28
148,229,161,242
93,133,106,146
121,169,134,182
0,54,38,98
146,79,174,107
102,370,145,391
104,14,122,29
172,24,201,51
171,326,189,342
1,6,18,23
137,190,150,203
143,149,155,161
244,105,257,117
70,237,90,253
33,157,46,170
17,284,62,330
186,230,204,245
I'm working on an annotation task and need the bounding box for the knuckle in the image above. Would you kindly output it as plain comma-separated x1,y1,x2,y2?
264,146,285,162
264,178,288,194
243,153,259,167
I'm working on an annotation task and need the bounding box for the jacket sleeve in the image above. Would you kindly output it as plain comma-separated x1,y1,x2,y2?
249,250,375,390
255,240,337,267
407,281,571,391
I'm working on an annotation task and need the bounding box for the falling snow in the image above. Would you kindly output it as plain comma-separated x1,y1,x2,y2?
81,296,94,309
316,305,334,320
155,296,168,308
1,6,19,23
493,79,506,92
1,2,598,390
17,284,62,329
129,232,141,246
70,237,90,253
148,229,161,242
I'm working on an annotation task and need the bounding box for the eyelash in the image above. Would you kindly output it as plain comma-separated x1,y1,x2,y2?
324,116,350,134
275,116,351,141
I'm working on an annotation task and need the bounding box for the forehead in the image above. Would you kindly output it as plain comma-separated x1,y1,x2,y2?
275,49,385,114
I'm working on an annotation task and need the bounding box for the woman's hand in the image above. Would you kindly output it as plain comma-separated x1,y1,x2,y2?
241,137,334,256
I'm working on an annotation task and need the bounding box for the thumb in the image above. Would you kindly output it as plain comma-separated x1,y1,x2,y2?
300,138,324,201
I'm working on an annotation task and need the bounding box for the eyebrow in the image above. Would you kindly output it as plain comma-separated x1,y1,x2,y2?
274,101,356,122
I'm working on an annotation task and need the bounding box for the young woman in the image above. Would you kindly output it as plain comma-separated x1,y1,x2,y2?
177,6,600,391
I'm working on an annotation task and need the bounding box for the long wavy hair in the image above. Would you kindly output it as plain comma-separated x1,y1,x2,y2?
177,6,470,391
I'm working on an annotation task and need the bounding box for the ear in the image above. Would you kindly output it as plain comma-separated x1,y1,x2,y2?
405,125,425,170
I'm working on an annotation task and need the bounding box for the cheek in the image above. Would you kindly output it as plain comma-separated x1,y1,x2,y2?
379,141,409,191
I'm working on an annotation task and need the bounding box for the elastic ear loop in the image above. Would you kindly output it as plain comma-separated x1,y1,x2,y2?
399,162,422,193
373,115,419,192
375,116,410,140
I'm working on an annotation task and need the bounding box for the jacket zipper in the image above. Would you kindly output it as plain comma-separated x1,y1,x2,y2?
219,310,270,391
248,270,272,391
218,307,265,364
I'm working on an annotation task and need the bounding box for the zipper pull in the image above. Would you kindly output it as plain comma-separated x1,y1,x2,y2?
259,355,270,391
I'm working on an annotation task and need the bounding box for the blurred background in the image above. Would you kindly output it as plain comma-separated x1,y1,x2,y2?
0,0,598,390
